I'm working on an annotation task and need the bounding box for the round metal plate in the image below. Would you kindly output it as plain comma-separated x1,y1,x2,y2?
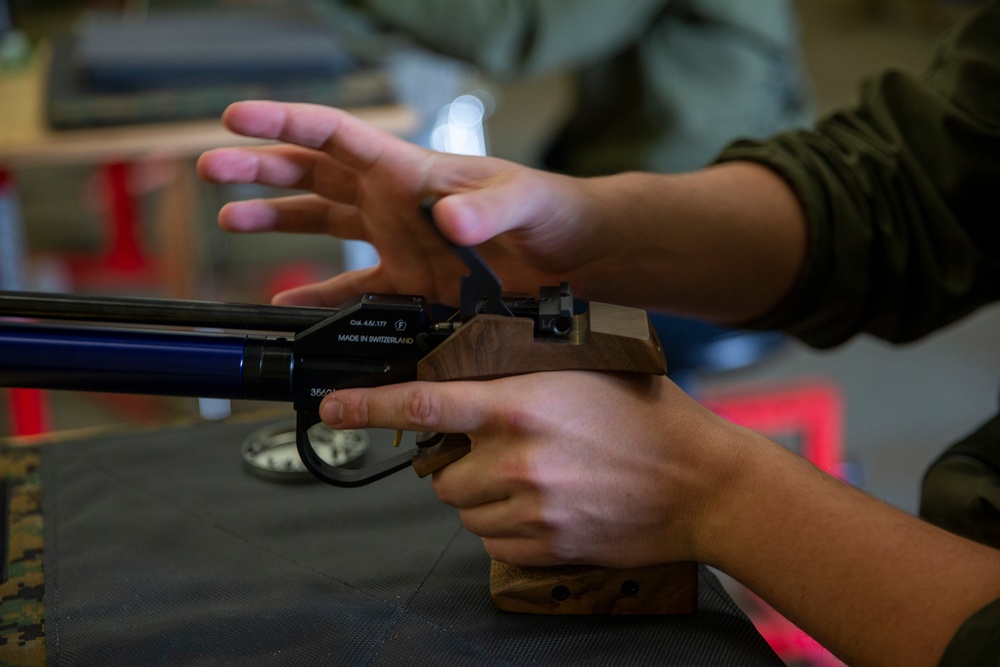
241,419,370,483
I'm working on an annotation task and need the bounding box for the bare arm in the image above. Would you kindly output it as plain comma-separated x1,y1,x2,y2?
579,164,807,323
702,426,1000,667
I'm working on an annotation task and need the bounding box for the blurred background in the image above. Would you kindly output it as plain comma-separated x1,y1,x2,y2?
1,2,997,663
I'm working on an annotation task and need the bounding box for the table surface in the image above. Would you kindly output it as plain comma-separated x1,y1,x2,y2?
0,43,419,168
0,415,783,665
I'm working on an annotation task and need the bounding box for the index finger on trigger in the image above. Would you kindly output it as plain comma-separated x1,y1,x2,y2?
319,381,490,435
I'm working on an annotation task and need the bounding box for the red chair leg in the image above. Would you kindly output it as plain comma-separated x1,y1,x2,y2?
6,388,51,436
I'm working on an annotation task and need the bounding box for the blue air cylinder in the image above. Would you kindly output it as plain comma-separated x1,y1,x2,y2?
0,322,294,402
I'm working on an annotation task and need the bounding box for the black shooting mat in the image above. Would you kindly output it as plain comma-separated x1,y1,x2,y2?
31,416,782,666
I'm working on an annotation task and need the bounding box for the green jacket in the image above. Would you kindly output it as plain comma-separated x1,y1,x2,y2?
343,0,812,173
718,2,1000,664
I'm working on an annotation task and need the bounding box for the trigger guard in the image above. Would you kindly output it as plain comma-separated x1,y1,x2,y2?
295,411,413,487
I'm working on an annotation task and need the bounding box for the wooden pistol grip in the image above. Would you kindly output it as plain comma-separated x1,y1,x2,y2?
418,303,668,381
414,304,696,615
412,435,699,615
490,561,698,615
412,433,471,477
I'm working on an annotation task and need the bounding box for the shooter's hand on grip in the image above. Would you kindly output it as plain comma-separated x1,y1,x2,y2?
398,303,699,615
318,364,734,614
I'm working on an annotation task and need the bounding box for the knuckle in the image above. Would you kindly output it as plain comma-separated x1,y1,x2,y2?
545,535,578,563
481,538,505,562
494,449,538,489
403,385,443,430
430,475,454,507
457,507,481,534
503,406,535,434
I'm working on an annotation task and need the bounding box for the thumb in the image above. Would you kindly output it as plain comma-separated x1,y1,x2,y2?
432,172,556,247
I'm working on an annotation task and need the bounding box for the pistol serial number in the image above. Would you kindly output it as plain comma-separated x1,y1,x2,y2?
310,388,334,398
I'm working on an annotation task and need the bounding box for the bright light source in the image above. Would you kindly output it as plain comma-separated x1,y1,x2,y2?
429,93,491,156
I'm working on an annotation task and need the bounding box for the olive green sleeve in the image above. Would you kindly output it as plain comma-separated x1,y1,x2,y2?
343,0,670,78
938,596,1000,667
715,2,1000,348
921,411,1000,665
920,413,1000,548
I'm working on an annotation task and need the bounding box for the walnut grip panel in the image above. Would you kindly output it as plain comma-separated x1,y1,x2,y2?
413,302,698,615
490,561,698,615
417,303,668,381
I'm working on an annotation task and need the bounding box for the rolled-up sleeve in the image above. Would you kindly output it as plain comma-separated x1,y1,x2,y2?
716,2,1000,348
938,596,1000,666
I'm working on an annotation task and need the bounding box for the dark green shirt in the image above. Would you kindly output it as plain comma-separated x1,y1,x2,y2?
718,3,1000,664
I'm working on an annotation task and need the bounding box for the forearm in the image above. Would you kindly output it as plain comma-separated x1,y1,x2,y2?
578,161,808,324
698,430,1000,667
